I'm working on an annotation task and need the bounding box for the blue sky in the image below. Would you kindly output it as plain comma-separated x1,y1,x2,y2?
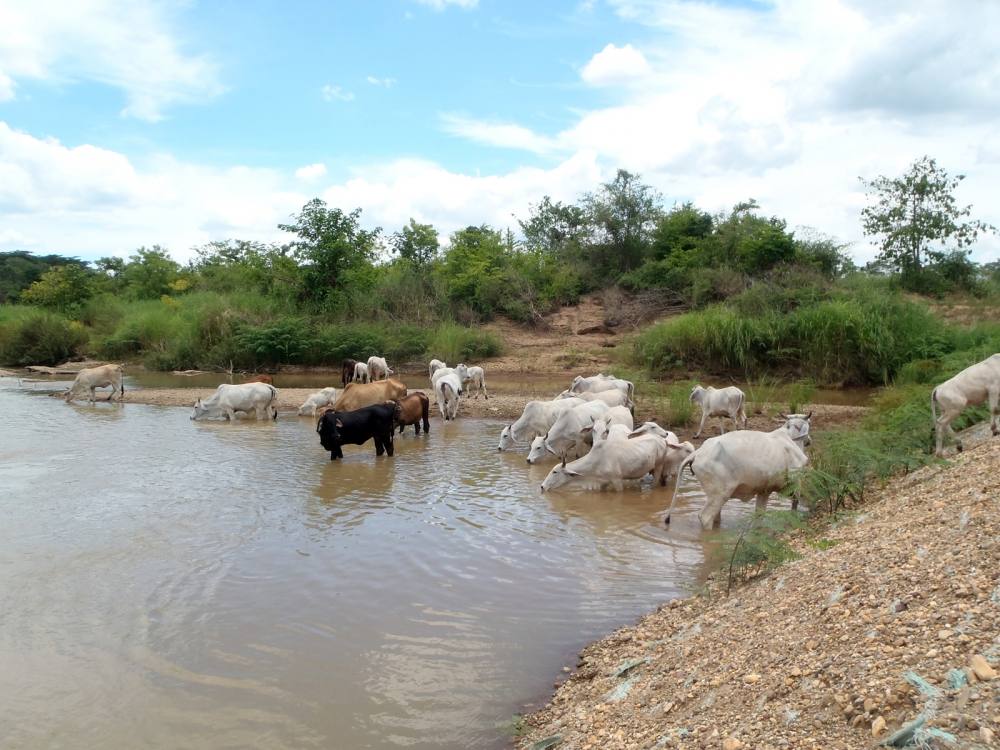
1,0,998,263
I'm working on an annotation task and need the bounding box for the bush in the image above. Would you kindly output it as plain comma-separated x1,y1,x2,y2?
0,306,88,366
426,323,503,363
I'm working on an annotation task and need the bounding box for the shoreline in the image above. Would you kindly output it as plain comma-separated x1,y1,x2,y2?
517,433,1000,750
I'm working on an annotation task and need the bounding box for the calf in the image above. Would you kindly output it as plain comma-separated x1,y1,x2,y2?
690,384,747,438
316,402,397,460
394,392,430,434
353,361,370,384
342,358,358,386
298,387,339,416
931,353,1000,456
429,358,447,380
64,363,125,404
456,363,489,399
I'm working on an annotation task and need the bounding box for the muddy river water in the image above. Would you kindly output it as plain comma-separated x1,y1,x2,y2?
1,377,750,749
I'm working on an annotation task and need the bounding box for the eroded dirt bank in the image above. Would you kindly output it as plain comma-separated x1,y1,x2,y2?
519,440,1000,750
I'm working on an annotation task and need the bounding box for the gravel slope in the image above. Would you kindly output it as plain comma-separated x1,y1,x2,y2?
519,438,1000,750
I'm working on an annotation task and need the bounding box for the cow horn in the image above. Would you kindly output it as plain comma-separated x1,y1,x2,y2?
778,412,788,419
806,410,813,420
561,456,566,468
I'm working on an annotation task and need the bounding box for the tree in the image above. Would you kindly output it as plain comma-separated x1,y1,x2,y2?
860,156,994,273
279,199,380,307
583,169,662,273
519,196,589,258
19,264,95,312
438,225,509,315
651,203,713,261
0,251,87,303
391,219,439,265
120,246,181,299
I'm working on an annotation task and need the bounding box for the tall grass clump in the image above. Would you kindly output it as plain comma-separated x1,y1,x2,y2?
0,305,87,366
425,323,503,363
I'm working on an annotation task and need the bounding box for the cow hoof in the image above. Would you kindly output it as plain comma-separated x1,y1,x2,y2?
664,515,671,526
957,443,964,452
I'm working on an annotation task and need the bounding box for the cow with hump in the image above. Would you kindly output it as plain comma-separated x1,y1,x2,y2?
332,378,407,412
64,363,125,404
317,402,398,460
666,413,812,530
191,382,278,421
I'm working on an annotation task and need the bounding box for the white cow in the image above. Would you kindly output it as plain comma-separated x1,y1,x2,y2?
690,384,747,438
367,356,393,381
192,382,278,421
569,374,634,401
666,414,812,530
434,370,463,421
580,405,634,443
556,388,632,409
931,353,1000,456
627,421,695,484
63,364,125,404
353,362,370,384
540,428,690,492
429,358,447,380
297,387,338,416
527,400,610,464
498,397,585,451
457,363,489,399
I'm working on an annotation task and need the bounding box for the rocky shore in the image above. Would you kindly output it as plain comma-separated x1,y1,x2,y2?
519,439,1000,750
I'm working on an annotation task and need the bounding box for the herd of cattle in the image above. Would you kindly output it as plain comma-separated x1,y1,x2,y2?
59,352,1000,529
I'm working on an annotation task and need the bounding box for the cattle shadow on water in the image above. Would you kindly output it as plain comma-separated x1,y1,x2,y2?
307,457,396,530
63,400,126,422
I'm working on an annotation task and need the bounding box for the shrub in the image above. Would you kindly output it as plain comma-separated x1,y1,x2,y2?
426,323,502,363
0,306,88,366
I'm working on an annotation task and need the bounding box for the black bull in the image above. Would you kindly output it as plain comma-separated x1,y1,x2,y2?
317,402,399,460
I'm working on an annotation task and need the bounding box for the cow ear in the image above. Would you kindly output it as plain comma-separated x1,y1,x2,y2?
565,468,581,477
580,426,593,435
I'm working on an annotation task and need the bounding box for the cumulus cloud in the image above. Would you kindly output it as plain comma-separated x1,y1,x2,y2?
295,163,327,180
0,0,222,121
321,84,354,102
412,0,478,10
366,75,397,87
580,43,651,86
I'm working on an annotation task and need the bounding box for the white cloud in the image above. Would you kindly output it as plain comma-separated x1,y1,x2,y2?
0,0,222,121
295,163,327,180
412,0,478,10
440,114,560,155
580,43,651,87
321,84,354,102
366,75,397,88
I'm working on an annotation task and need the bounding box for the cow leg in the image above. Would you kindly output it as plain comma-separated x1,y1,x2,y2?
385,433,395,457
374,436,385,456
718,416,726,435
698,494,727,531
483,381,489,400
89,387,97,404
225,407,236,421
694,410,708,439
755,494,768,515
989,387,999,436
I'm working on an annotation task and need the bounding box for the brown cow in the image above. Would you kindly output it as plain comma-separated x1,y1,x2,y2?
331,378,407,412
246,374,273,385
393,392,430,435
342,358,357,386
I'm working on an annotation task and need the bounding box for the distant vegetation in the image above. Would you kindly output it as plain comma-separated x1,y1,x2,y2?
1,157,997,371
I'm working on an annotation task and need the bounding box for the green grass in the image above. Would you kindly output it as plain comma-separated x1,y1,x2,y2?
0,305,88,366
425,322,503,364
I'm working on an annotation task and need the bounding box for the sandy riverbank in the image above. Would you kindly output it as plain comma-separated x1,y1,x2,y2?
518,433,1000,750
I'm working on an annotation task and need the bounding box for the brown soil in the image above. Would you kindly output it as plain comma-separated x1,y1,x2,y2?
519,432,1000,750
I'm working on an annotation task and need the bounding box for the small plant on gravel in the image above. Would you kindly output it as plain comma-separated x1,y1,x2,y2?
724,511,802,594
785,378,816,413
744,374,780,415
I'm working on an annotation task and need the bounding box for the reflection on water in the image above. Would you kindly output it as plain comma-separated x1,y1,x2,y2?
1,378,758,750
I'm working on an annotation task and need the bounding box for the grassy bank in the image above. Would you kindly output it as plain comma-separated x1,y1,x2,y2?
0,294,502,370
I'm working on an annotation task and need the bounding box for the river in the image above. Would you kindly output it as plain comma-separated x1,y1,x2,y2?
2,377,736,749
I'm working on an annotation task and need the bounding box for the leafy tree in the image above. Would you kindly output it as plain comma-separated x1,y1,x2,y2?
438,225,509,316
710,200,797,274
192,239,299,298
584,169,662,273
651,203,713,262
20,264,95,312
279,198,380,307
519,196,589,258
0,251,87,303
391,219,439,265
120,246,181,299
860,156,995,273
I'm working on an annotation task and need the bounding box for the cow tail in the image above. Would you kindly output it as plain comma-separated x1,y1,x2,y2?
119,365,125,399
269,384,278,420
665,453,696,526
421,393,429,430
930,387,938,424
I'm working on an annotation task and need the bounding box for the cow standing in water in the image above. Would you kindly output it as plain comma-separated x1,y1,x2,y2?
316,403,398,460
64,364,125,404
